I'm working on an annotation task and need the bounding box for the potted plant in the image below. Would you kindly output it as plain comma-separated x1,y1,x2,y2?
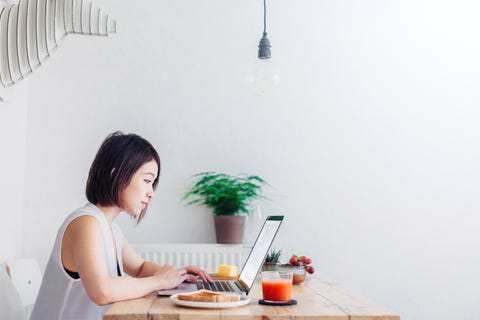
183,172,268,244
262,249,282,271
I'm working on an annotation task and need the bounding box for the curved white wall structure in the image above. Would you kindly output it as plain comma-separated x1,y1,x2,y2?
0,0,116,88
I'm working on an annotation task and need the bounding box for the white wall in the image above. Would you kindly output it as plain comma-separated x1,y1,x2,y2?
16,0,480,319
0,82,28,261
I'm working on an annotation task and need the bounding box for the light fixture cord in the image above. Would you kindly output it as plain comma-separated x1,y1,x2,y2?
263,0,267,35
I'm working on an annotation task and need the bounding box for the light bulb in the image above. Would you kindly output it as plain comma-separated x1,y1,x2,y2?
248,0,279,96
247,59,280,96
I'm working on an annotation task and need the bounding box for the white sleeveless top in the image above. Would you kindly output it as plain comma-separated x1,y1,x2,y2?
31,203,125,320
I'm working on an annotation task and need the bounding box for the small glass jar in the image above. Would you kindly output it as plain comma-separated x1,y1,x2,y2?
280,265,306,284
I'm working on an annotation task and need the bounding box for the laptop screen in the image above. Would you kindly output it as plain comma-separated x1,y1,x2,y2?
238,215,284,292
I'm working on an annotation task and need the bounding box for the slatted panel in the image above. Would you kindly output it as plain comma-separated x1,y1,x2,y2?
0,0,116,88
131,243,245,273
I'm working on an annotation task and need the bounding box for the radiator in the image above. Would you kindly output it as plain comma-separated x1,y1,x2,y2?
131,243,245,273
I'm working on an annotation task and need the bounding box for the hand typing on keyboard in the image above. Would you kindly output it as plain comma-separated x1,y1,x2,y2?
182,265,213,283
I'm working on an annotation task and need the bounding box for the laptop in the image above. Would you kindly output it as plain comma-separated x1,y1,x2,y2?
157,215,284,296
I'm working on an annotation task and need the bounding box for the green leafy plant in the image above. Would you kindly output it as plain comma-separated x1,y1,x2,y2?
182,172,268,216
265,249,282,263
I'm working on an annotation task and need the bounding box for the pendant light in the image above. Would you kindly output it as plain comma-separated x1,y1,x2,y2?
258,0,271,60
248,0,279,95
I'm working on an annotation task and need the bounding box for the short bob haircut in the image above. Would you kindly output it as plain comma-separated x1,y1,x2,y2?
86,131,161,222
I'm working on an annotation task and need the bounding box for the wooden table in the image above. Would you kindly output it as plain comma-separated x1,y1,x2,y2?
103,275,400,320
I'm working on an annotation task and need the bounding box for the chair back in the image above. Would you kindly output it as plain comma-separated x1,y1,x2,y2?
6,258,43,318
0,262,27,320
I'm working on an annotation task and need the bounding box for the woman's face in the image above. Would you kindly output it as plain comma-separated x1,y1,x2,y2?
121,160,158,217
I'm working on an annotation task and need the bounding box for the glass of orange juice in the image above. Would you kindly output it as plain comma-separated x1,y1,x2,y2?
261,271,293,302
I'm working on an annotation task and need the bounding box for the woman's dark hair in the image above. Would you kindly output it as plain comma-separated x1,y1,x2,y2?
86,131,161,222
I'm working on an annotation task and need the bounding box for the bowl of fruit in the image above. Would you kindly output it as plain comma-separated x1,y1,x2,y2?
280,254,315,284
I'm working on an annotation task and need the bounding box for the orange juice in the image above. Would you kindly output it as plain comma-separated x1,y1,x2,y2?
262,280,292,301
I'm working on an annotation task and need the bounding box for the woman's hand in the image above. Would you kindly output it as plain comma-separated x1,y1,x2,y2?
183,265,213,283
153,264,188,289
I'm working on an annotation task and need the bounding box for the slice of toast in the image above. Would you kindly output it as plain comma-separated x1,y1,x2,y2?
178,290,241,302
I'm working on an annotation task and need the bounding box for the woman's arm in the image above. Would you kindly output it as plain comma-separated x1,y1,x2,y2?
65,216,188,306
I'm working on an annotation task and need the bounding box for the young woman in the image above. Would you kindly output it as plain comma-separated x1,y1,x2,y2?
31,132,212,320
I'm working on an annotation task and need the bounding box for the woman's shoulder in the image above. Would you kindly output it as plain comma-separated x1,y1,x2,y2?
62,214,105,244
63,203,102,222
59,203,103,233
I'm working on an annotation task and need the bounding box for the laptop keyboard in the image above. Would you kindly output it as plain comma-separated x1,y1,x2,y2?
196,280,235,292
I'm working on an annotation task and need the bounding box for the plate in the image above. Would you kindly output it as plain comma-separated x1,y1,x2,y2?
170,293,251,309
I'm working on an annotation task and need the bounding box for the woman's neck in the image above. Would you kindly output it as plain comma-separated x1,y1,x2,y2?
95,204,122,224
